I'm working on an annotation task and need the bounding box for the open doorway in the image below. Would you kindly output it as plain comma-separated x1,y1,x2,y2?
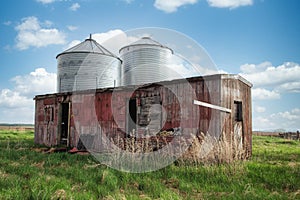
127,98,137,136
60,103,70,145
234,101,243,151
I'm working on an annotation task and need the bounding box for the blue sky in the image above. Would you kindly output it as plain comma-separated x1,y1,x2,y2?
0,0,299,131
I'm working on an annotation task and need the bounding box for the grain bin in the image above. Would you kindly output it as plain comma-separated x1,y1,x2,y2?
119,37,179,86
56,35,121,92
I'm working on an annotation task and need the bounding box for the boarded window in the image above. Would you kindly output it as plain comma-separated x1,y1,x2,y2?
44,106,54,122
234,101,243,122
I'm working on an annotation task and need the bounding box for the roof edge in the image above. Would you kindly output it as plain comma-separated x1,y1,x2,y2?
34,73,252,99
220,74,253,87
56,51,121,60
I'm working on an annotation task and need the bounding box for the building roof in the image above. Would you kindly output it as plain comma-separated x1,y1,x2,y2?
34,74,252,100
56,35,118,59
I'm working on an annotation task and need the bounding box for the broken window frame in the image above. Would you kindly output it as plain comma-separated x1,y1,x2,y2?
44,105,54,122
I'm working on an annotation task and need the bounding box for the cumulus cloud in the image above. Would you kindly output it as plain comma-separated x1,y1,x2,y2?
153,0,253,12
270,109,300,130
64,40,81,50
11,68,56,96
70,3,80,11
252,88,280,100
255,106,266,113
240,61,300,131
122,0,134,3
66,29,138,55
277,82,300,93
207,0,253,9
0,68,56,123
0,89,32,108
15,16,66,50
93,29,139,54
240,62,300,88
253,116,276,131
253,108,300,131
273,108,300,121
240,62,300,100
67,25,78,31
36,0,56,4
154,0,198,13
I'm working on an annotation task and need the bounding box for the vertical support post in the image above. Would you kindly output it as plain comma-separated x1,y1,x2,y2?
67,102,71,147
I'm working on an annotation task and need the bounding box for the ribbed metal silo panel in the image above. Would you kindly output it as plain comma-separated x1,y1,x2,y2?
120,44,180,86
57,52,120,92
56,38,121,92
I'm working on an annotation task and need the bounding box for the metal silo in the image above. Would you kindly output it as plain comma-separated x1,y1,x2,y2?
56,35,121,92
119,37,179,86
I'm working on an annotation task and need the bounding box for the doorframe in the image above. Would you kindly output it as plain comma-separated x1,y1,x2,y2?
58,102,71,146
126,98,137,137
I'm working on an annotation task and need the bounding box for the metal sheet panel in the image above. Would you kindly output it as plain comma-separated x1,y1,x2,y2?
120,43,181,86
57,52,121,92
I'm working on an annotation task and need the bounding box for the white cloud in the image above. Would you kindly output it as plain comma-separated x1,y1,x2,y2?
0,107,34,124
65,29,132,54
36,0,56,4
65,40,81,50
253,116,275,131
240,62,300,97
207,0,253,9
44,20,53,27
272,108,300,121
70,3,80,11
252,88,280,100
240,62,300,88
12,68,56,96
154,0,198,13
240,61,272,74
270,108,300,130
93,29,138,54
277,82,300,93
67,25,78,31
253,108,300,131
3,21,12,26
153,0,253,12
0,89,32,108
0,68,57,123
122,0,134,3
240,61,300,131
15,16,66,50
255,106,266,113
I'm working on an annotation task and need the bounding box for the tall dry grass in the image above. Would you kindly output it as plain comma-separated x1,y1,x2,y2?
97,130,248,167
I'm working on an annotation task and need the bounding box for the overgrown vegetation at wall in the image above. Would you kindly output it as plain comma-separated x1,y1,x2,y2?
0,130,299,199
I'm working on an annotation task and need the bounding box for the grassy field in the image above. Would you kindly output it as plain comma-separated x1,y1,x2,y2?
0,130,299,200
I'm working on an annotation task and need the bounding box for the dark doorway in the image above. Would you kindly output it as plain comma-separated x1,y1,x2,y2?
234,101,243,151
60,103,69,145
127,99,137,136
234,101,243,122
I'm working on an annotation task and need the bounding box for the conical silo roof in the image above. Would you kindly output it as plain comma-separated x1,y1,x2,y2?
56,35,118,59
56,35,121,92
119,36,173,53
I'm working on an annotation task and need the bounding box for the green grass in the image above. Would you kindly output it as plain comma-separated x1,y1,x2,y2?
0,131,299,199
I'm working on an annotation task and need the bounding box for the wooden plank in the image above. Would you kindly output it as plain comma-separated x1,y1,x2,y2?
193,100,231,113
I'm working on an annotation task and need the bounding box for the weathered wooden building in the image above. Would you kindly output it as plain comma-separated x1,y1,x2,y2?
34,36,252,162
34,74,252,160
